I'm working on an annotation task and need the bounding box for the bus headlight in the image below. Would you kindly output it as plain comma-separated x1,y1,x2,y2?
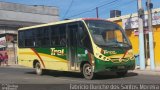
130,56,135,60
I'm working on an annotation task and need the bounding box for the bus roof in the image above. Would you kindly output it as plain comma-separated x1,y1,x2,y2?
18,18,109,31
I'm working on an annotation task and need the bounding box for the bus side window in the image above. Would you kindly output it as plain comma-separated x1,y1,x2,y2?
50,24,66,46
79,27,85,46
51,26,59,46
42,27,50,47
18,31,25,47
78,22,92,52
34,27,50,47
59,25,66,46
60,37,66,46
24,30,35,47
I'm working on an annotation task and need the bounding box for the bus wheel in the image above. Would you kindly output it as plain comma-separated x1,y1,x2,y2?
116,70,128,77
83,63,94,80
35,62,43,75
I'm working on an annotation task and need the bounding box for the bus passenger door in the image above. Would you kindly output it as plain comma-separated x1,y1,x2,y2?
67,24,78,71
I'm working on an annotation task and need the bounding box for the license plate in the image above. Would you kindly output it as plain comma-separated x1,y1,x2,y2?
118,66,125,69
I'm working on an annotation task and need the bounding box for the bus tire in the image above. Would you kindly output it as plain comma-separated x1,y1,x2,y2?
116,70,128,77
35,62,43,75
82,63,94,80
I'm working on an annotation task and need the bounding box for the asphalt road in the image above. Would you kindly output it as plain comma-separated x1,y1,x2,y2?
0,67,160,90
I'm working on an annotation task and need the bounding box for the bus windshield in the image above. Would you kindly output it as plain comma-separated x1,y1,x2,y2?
85,20,131,47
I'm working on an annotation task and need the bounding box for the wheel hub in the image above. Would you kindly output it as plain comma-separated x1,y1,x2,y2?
85,66,92,76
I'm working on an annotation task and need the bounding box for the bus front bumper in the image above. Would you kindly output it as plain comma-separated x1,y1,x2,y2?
94,59,135,73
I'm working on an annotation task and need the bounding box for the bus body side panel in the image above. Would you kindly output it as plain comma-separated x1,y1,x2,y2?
18,48,39,68
18,47,69,71
34,47,68,71
76,47,93,69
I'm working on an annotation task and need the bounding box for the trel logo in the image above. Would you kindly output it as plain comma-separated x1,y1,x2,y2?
51,48,64,56
104,50,117,55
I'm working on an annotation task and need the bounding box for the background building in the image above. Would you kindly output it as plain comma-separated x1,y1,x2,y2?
0,1,59,64
108,8,160,69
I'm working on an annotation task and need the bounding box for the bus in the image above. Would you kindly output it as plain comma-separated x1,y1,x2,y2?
18,18,135,80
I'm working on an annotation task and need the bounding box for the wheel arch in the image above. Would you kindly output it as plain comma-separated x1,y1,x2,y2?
80,61,90,72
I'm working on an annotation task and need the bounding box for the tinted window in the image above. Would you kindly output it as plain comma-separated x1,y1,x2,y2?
36,27,50,47
18,24,66,48
78,22,93,52
24,30,35,47
51,24,66,46
18,31,25,47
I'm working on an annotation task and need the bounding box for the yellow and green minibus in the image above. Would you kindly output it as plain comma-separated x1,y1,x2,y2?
18,18,135,79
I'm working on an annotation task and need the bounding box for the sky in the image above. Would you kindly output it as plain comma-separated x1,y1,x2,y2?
0,0,160,20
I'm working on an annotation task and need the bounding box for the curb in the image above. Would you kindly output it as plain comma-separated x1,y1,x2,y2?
131,70,160,76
